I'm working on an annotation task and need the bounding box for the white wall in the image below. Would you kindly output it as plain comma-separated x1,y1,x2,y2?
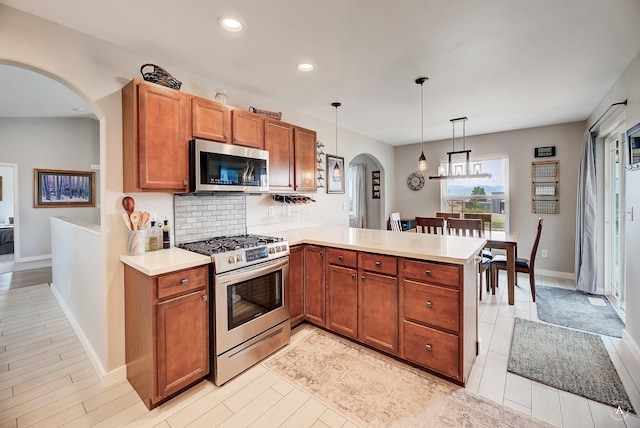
0,165,14,224
588,52,640,358
0,118,100,259
394,121,585,275
0,4,393,381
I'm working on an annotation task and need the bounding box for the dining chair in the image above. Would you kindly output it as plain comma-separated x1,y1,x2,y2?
435,212,461,220
389,212,402,232
463,213,492,232
446,218,483,237
415,217,445,234
490,217,543,302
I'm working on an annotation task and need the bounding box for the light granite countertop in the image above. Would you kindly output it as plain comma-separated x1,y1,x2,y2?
120,247,210,276
278,226,485,265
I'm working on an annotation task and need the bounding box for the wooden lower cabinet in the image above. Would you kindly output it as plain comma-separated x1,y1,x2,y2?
327,264,358,339
401,319,459,379
124,264,210,409
304,245,326,326
288,245,305,327
358,270,398,354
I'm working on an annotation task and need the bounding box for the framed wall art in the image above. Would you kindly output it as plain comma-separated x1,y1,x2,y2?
34,168,96,208
372,170,380,199
326,154,345,194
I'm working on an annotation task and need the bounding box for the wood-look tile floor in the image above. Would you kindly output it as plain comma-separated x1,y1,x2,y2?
1,276,639,427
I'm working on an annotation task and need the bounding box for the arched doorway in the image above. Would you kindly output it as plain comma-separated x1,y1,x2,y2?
348,153,384,230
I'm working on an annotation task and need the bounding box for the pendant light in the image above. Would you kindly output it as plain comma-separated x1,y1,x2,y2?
428,116,491,180
332,102,342,181
416,77,429,175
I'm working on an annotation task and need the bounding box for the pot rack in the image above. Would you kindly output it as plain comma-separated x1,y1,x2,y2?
428,116,491,180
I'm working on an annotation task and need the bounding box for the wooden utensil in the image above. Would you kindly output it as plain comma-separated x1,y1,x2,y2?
122,196,135,228
122,213,132,230
129,212,140,230
140,211,150,229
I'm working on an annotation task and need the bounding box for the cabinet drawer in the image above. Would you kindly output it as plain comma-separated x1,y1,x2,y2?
358,252,397,276
327,248,357,268
158,266,208,300
402,320,459,379
402,280,459,332
402,259,459,287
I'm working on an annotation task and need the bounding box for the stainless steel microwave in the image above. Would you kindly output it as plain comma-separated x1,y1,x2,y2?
189,139,269,193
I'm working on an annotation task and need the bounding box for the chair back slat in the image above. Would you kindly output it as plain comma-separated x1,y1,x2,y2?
435,212,461,220
529,217,544,267
415,217,445,234
447,218,483,237
389,212,402,232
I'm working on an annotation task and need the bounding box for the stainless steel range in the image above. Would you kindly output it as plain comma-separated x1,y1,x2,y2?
178,234,290,386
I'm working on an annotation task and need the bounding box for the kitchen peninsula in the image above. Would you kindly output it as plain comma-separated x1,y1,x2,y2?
281,226,485,386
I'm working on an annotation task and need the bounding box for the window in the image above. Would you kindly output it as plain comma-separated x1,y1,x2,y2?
440,155,509,231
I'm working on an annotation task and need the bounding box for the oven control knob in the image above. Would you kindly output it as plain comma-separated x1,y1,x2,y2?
236,254,243,262
269,247,275,254
228,256,235,264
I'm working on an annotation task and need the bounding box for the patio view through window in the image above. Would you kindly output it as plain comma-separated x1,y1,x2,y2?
440,156,509,231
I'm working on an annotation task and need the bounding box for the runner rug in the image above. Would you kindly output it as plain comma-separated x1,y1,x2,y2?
508,317,634,414
265,327,553,427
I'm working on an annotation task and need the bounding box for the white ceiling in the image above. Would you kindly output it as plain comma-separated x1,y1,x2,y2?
2,0,640,145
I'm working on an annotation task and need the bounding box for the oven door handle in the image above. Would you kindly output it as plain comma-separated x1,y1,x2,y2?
216,256,289,287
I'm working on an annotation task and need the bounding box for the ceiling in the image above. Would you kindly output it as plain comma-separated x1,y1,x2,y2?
2,0,640,145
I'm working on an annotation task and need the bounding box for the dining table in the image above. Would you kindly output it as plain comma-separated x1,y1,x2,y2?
484,230,520,305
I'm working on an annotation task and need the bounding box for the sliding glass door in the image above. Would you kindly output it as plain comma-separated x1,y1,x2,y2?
604,133,625,314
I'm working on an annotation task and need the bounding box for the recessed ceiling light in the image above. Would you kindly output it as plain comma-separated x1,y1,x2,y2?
296,63,315,72
218,16,246,32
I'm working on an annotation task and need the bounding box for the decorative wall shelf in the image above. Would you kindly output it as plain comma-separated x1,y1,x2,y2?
531,160,559,214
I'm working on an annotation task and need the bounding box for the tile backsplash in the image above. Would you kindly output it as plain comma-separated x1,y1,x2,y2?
174,194,246,244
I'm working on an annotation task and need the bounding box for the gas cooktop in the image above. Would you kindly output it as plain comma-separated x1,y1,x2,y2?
178,234,283,255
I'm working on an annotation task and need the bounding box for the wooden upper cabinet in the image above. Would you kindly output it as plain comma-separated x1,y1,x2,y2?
122,79,189,192
294,126,317,192
191,96,230,143
265,119,295,191
231,109,265,149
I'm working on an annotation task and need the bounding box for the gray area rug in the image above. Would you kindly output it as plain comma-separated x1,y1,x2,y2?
508,318,635,414
535,285,624,338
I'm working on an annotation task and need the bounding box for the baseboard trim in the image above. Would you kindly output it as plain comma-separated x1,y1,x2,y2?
50,283,127,387
622,329,640,368
15,254,51,263
536,269,574,280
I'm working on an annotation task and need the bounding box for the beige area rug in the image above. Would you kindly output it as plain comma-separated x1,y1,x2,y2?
265,327,552,428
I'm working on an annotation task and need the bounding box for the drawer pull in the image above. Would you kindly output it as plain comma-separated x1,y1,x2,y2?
338,255,343,261
375,261,381,267
425,344,432,352
181,279,189,286
425,270,432,276
425,301,433,308
361,275,366,281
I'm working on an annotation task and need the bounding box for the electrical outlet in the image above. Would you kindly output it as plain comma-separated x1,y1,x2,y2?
343,202,348,211
268,206,274,217
541,249,548,258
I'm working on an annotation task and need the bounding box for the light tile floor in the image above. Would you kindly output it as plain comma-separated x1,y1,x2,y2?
1,275,640,427
470,272,640,428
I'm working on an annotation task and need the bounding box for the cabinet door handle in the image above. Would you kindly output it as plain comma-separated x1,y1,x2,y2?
234,136,239,141
425,301,433,308
375,261,381,267
425,270,432,276
425,344,432,352
352,273,356,280
338,255,343,261
203,295,208,302
183,179,189,186
361,275,366,281
320,251,324,257
181,279,189,285
225,133,230,139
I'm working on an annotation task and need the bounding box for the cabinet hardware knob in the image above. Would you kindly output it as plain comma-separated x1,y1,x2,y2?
425,301,433,308
183,179,189,186
234,136,239,141
425,270,432,276
203,295,208,302
338,255,343,261
425,344,432,352
352,273,356,280
375,261,381,267
320,252,324,257
181,279,189,285
361,275,366,281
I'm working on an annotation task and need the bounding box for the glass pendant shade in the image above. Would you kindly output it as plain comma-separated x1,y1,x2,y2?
417,152,428,173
